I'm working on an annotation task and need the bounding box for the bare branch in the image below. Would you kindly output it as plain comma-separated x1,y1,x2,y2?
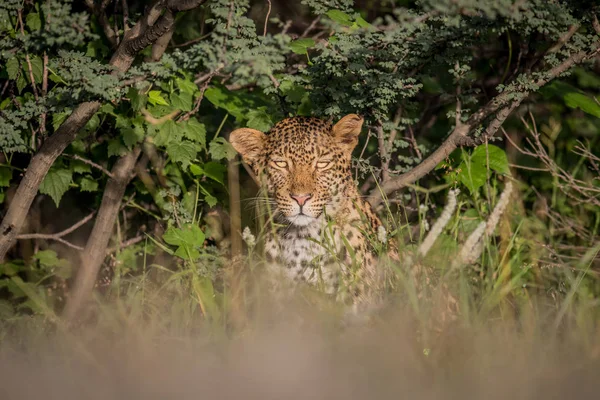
17,211,97,251
141,108,181,125
84,0,118,47
263,0,272,37
547,24,580,54
65,154,115,179
106,235,143,254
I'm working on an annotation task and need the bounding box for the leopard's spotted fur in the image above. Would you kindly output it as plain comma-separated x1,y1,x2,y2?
230,114,385,306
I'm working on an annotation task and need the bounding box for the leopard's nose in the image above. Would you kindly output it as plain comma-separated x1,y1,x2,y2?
290,193,312,206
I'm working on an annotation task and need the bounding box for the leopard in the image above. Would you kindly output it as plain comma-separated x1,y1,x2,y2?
229,114,387,309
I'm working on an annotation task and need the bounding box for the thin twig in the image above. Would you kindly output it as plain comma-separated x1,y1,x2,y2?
17,211,97,251
65,154,115,179
106,235,144,254
300,16,321,38
39,53,48,137
263,0,271,36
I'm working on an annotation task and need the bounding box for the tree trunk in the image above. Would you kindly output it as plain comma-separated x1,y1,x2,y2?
63,148,141,320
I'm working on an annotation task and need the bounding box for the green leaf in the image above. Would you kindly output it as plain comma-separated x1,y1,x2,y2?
6,57,19,80
52,112,69,131
148,90,169,106
246,108,273,132
563,92,600,118
32,250,71,279
163,224,204,247
107,139,127,157
470,145,510,175
154,119,182,147
24,56,43,83
70,160,91,174
40,168,73,207
163,223,205,260
183,118,206,148
457,157,486,194
355,16,372,28
289,38,316,54
209,137,236,161
204,86,246,119
175,246,200,260
203,161,226,185
460,208,483,234
176,78,198,95
33,250,60,268
171,91,193,112
203,193,217,207
128,87,147,111
326,10,353,26
26,13,41,31
167,140,198,168
189,164,203,176
79,176,98,192
0,167,12,187
121,125,145,147
16,74,27,93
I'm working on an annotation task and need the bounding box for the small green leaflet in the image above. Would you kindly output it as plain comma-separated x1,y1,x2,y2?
108,138,127,157
175,78,199,95
70,159,91,174
189,162,226,185
79,176,99,192
148,90,169,106
204,86,246,120
289,38,315,55
128,87,147,111
40,168,73,207
52,112,69,131
246,108,273,132
6,57,19,80
121,124,145,147
326,10,353,26
209,137,236,161
0,167,12,187
167,140,198,169
26,13,41,31
183,118,206,148
32,249,71,279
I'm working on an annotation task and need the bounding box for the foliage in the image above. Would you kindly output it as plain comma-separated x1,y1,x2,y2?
0,0,598,339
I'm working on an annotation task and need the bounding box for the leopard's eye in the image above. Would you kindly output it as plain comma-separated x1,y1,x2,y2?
316,160,332,169
272,160,288,169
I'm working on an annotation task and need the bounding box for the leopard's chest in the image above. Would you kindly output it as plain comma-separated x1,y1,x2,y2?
265,224,340,293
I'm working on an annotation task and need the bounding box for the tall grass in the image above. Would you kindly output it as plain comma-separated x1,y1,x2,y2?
1,183,599,398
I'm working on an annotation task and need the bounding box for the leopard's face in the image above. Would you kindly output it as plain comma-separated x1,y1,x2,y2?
230,115,364,226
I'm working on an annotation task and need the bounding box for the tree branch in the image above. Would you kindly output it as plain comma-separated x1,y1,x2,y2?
65,154,114,179
17,211,96,251
367,40,600,208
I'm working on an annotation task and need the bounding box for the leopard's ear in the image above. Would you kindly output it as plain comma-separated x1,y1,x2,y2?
332,114,364,151
229,128,266,165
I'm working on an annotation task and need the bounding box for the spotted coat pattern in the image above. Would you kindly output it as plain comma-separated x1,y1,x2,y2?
230,115,384,306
